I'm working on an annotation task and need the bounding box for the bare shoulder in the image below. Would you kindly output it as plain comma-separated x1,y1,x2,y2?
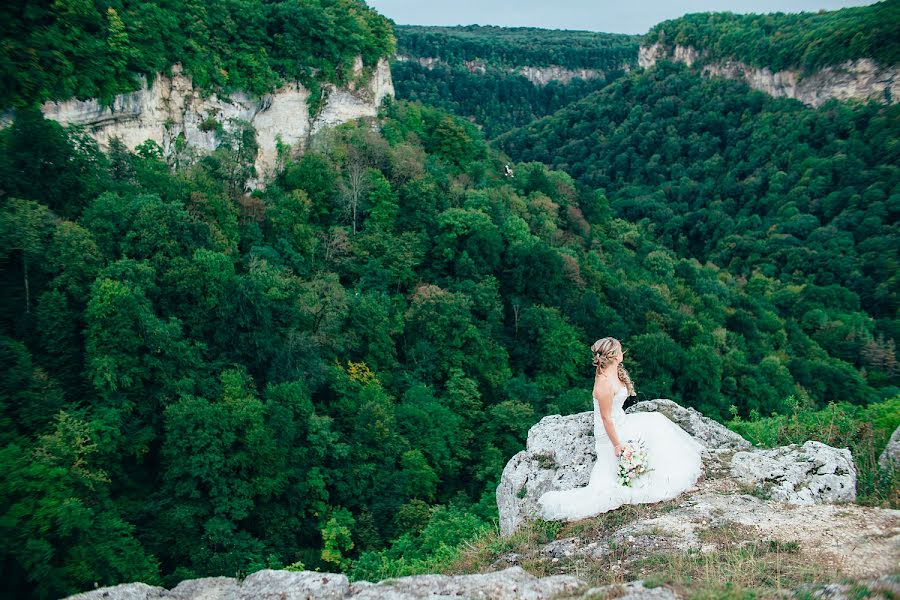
592,377,616,402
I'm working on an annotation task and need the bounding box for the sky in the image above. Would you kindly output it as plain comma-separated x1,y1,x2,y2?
365,0,881,35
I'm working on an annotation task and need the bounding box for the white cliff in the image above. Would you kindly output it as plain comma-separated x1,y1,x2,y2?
639,43,899,108
514,65,606,86
29,56,394,184
395,54,608,86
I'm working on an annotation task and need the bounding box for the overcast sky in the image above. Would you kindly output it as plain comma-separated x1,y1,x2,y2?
366,0,881,34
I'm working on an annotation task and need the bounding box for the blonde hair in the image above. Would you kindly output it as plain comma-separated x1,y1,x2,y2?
591,337,635,396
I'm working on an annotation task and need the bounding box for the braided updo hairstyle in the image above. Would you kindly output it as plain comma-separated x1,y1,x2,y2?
591,337,635,396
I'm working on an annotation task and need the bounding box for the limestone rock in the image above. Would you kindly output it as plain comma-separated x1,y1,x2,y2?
167,577,239,599
730,440,856,504
638,43,899,107
625,399,752,452
5,57,394,185
496,411,596,537
64,582,168,600
532,490,900,581
878,425,900,471
513,65,605,86
64,566,588,600
581,580,680,599
240,569,350,599
496,399,722,537
348,566,586,599
395,54,611,86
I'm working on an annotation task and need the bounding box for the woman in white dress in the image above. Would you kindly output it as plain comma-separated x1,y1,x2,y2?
537,337,705,521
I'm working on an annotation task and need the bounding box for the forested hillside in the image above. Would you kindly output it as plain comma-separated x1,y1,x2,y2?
2,90,897,596
497,60,899,366
397,25,637,69
643,0,900,72
1,2,899,599
0,0,394,109
392,26,638,137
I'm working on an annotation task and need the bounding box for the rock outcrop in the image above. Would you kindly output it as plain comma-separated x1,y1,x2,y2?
495,398,747,537
395,54,609,86
625,399,752,452
64,566,598,600
639,43,899,107
513,65,606,86
526,485,900,581
11,56,393,185
730,440,857,504
880,425,900,471
63,565,900,600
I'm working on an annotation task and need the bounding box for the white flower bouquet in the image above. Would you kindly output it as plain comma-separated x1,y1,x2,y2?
617,438,653,486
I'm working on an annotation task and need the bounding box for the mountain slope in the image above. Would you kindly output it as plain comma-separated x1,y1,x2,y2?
642,0,899,73
496,61,899,354
391,25,638,137
0,0,394,109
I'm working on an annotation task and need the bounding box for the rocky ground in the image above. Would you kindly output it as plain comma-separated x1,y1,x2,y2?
490,448,899,593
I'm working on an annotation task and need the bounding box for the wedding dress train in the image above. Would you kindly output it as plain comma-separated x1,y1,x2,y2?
537,382,705,521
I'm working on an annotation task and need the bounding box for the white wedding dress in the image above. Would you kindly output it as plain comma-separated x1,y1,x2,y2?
537,381,705,521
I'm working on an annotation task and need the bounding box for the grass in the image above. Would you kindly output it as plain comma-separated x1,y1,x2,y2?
437,497,892,600
441,495,686,583
629,532,826,598
735,480,773,501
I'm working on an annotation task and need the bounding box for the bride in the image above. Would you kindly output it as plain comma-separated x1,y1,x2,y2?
537,337,705,521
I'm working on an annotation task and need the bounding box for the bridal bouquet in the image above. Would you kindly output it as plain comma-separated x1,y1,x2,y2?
617,438,652,486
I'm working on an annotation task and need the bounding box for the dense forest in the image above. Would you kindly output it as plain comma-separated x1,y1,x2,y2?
396,25,638,70
497,60,899,357
643,0,900,72
2,95,897,597
393,61,617,138
1,1,898,599
391,26,637,137
0,0,395,111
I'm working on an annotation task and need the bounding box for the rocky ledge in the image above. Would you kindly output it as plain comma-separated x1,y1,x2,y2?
492,398,898,590
638,43,899,108
3,56,393,184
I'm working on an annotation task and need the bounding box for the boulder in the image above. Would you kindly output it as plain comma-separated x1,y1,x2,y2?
239,570,350,599
496,411,596,537
64,566,590,600
730,440,856,504
878,425,900,471
625,399,752,451
496,399,729,537
64,583,168,600
167,577,239,599
348,565,586,599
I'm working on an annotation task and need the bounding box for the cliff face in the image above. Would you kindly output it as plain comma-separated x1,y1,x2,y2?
639,43,899,107
27,56,394,184
395,54,610,86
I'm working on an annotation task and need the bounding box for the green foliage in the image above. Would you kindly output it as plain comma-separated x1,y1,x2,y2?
1,55,897,595
497,61,899,405
644,1,900,73
392,25,640,138
397,25,638,70
347,504,491,582
321,507,356,570
0,412,161,599
0,0,396,110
